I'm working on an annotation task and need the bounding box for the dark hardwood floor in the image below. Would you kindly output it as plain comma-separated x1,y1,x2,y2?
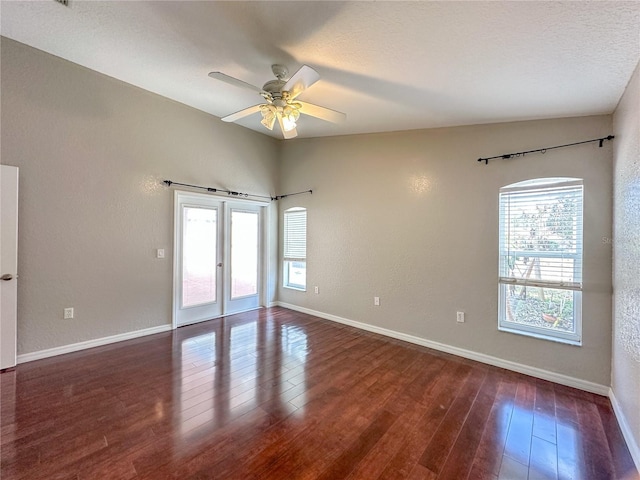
1,307,637,479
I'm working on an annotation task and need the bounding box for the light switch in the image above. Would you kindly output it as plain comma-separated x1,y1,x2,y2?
157,249,165,259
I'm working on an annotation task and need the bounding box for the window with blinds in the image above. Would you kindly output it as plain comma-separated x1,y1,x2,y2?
283,207,307,290
498,178,583,344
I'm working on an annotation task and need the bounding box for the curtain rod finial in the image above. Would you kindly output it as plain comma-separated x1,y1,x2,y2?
599,135,615,147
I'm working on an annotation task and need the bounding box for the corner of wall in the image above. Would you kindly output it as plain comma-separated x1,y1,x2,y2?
611,58,640,473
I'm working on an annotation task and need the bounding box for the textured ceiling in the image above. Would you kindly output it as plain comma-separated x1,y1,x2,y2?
1,1,639,139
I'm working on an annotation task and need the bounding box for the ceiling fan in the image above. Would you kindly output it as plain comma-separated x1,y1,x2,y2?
208,64,346,139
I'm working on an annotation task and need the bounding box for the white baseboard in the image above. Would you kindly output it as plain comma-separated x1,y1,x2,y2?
609,388,640,473
17,324,173,364
276,302,609,396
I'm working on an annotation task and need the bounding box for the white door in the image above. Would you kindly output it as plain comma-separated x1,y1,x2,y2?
173,192,264,327
1,165,19,370
174,193,223,326
225,204,261,315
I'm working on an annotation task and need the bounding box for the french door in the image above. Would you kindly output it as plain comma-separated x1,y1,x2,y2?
173,191,263,327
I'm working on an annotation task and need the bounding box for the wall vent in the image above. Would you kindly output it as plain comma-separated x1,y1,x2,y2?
54,0,69,6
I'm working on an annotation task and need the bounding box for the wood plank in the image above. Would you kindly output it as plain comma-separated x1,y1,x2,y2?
246,343,418,480
498,455,529,480
315,410,397,480
556,421,584,480
528,436,558,480
502,378,535,466
417,365,487,474
533,378,557,444
467,374,518,479
596,402,638,479
436,369,501,479
345,355,446,480
576,399,616,479
407,464,437,480
377,361,473,479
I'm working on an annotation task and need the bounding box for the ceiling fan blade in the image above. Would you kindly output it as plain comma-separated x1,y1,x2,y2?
221,104,262,122
277,115,298,139
283,65,320,100
208,72,264,94
298,101,346,123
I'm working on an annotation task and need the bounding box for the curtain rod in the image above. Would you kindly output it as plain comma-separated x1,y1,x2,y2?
163,180,312,201
477,135,615,165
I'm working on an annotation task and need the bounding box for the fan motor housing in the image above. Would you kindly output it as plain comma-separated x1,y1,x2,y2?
262,79,286,95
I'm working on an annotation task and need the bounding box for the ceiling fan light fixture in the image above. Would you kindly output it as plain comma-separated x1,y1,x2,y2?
281,114,297,132
260,105,276,130
281,104,301,131
281,105,297,119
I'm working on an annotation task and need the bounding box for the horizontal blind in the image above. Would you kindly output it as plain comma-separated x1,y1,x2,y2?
284,208,306,261
499,179,583,290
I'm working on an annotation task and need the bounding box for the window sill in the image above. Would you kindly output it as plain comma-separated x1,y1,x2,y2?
498,325,582,346
283,285,306,292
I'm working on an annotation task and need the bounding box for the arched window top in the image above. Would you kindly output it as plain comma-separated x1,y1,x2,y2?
502,177,581,190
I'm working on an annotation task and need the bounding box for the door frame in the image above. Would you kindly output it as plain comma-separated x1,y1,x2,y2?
172,190,270,329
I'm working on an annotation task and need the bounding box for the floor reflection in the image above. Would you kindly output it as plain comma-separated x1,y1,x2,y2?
178,330,217,436
499,402,582,479
280,324,308,364
174,310,308,445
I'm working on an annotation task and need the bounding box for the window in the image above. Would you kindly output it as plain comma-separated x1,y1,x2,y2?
283,207,307,290
498,178,583,345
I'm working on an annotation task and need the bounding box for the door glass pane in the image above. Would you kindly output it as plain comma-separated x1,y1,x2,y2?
231,210,258,298
182,206,217,307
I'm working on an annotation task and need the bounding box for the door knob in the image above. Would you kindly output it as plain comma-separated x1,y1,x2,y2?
1,274,13,281
217,263,223,267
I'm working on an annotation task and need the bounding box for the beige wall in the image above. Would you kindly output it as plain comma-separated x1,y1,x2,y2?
0,38,281,354
612,60,640,465
278,115,614,386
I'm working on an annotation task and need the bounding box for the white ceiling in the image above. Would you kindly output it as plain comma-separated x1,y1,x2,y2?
1,1,639,139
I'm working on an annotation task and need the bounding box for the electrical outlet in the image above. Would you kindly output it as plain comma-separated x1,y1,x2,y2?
374,296,380,306
456,311,465,323
64,307,74,319
314,286,319,294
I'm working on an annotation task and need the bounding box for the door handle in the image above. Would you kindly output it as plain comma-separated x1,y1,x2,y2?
217,263,223,267
1,274,13,281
